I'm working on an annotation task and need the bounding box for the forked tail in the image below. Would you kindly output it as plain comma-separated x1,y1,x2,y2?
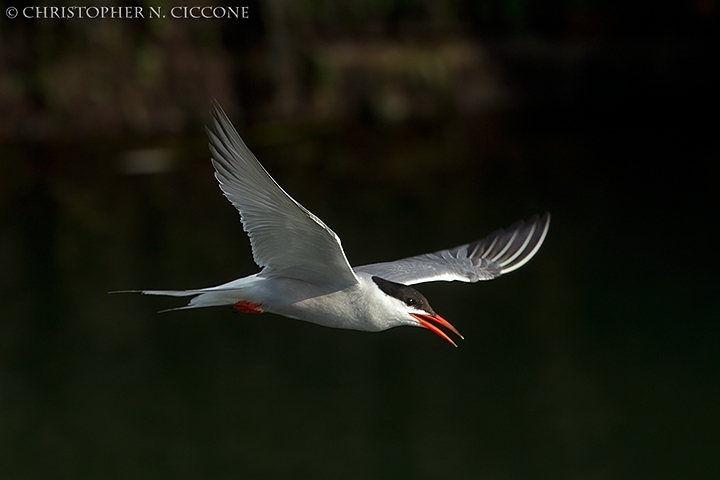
110,275,260,312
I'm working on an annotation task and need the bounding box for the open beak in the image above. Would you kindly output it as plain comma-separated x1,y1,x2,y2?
410,313,464,347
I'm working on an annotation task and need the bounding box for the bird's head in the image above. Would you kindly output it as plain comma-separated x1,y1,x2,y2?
371,276,463,347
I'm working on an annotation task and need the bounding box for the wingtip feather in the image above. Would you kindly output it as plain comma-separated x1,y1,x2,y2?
499,212,550,274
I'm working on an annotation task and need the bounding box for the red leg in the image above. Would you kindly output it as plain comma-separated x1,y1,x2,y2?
232,300,264,314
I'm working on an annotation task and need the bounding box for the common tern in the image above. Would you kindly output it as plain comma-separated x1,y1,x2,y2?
127,102,550,347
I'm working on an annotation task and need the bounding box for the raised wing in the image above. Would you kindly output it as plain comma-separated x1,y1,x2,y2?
355,213,550,285
208,101,359,288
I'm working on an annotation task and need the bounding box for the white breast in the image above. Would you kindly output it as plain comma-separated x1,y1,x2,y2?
247,274,396,332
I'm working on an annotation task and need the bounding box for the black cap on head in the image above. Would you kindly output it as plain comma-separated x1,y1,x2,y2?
371,276,435,315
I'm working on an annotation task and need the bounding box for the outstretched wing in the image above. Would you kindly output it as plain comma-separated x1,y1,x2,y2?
208,101,359,288
355,213,550,285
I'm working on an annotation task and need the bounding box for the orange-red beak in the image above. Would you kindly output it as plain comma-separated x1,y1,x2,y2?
410,313,464,347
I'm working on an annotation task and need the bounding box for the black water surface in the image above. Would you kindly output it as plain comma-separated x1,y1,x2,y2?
1,108,718,479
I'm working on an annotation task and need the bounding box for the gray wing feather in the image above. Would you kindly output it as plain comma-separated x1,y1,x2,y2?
355,213,550,285
208,101,358,287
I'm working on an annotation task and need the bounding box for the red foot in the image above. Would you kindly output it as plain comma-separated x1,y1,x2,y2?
232,300,264,314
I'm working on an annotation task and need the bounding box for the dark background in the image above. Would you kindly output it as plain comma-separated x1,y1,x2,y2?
1,1,718,478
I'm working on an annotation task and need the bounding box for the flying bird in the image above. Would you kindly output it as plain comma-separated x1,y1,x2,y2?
127,102,550,347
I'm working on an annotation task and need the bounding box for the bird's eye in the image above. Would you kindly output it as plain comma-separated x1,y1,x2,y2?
405,298,415,306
